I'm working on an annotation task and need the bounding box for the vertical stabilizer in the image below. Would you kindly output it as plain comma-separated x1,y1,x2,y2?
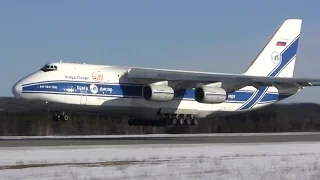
244,19,302,78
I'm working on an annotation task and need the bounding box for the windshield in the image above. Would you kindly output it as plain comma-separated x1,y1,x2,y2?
40,64,58,72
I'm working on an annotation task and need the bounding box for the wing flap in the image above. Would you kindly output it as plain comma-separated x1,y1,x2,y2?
127,68,320,87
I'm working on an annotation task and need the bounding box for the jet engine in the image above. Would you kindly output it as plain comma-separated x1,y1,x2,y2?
195,86,227,103
142,84,174,102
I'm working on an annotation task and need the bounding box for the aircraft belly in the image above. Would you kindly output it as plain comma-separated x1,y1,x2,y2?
62,95,220,119
159,100,218,118
25,92,283,119
30,93,221,119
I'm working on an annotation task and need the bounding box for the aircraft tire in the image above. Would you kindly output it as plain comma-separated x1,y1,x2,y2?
178,117,185,125
192,118,198,126
186,116,192,125
62,115,69,121
52,114,59,121
172,117,178,125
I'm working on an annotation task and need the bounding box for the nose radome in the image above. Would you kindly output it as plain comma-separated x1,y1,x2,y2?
12,81,22,98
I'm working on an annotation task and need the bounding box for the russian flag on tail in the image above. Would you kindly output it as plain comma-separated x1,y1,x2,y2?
276,39,288,46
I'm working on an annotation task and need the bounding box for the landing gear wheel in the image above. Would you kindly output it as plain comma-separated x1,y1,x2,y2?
52,111,69,122
192,118,199,126
178,117,185,125
172,117,178,125
53,114,59,121
62,115,69,121
186,116,192,125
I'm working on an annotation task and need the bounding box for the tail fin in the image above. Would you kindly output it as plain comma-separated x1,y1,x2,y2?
244,19,302,78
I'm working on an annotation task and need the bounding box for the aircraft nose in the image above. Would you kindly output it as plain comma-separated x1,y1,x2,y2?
12,81,22,98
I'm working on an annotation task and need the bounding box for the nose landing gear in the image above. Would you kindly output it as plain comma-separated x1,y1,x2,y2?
52,111,69,121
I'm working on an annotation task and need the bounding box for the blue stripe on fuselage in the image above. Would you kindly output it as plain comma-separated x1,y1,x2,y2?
23,83,144,97
22,82,291,103
237,36,299,110
237,86,268,110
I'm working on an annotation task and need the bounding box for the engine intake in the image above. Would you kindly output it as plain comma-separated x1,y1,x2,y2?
195,86,227,103
142,84,174,102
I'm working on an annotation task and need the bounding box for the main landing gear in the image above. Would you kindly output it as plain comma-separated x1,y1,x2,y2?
128,114,199,127
167,114,198,126
52,111,69,121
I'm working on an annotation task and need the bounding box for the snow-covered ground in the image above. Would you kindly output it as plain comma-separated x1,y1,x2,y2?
1,142,320,180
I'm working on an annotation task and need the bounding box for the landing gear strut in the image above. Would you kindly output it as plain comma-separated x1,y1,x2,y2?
52,111,69,121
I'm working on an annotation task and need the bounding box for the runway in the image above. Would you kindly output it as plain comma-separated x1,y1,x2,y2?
1,132,320,147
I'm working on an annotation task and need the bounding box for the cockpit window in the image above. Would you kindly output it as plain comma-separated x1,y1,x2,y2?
40,64,58,72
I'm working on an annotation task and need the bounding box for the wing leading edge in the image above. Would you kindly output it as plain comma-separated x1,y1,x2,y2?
126,68,320,88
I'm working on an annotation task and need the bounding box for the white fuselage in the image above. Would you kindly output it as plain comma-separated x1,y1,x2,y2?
12,62,298,119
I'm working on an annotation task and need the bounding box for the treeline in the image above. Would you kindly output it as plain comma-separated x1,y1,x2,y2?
1,103,320,136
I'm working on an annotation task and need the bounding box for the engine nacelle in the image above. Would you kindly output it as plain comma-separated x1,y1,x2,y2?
142,84,174,102
195,86,227,103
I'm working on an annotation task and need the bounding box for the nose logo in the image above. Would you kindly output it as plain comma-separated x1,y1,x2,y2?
92,71,104,82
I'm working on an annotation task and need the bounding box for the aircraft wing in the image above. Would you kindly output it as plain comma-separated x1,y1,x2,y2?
126,68,320,88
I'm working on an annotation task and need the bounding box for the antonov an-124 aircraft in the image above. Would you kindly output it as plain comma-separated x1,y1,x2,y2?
11,19,320,126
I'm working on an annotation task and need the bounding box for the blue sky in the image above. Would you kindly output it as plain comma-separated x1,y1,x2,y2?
1,1,320,102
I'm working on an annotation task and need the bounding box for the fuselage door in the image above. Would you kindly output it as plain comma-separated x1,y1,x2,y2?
80,91,87,105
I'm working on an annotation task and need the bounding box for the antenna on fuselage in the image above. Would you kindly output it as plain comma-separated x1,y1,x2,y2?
59,60,62,63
